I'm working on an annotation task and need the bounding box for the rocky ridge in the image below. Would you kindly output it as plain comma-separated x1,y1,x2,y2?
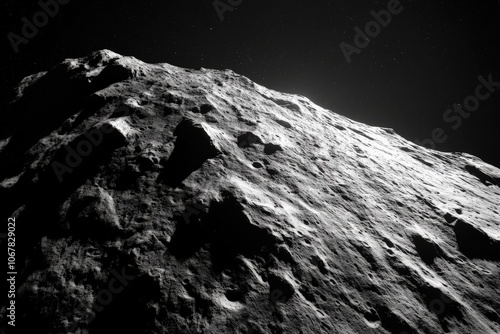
0,50,499,334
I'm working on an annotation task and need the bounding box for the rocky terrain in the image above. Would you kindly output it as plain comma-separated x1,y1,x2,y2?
1,50,499,334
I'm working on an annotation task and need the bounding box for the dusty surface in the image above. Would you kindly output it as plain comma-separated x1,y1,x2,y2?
0,50,499,334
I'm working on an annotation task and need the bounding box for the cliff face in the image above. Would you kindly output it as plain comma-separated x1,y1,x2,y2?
1,50,499,334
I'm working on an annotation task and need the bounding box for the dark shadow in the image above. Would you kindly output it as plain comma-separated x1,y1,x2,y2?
264,143,283,155
454,219,500,261
412,234,440,264
465,164,499,187
88,272,160,334
158,118,220,187
168,191,277,272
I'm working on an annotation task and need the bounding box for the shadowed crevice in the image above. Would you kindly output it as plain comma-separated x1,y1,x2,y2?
454,219,500,260
412,234,442,264
168,191,277,271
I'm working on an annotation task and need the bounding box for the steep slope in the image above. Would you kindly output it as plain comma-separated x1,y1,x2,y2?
1,50,499,334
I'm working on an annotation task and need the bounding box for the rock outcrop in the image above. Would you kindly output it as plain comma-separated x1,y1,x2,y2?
1,50,499,334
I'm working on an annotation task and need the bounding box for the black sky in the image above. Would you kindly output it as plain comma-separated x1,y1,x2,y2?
1,0,499,167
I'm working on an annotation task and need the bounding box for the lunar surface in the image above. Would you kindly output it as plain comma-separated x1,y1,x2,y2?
1,50,499,334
